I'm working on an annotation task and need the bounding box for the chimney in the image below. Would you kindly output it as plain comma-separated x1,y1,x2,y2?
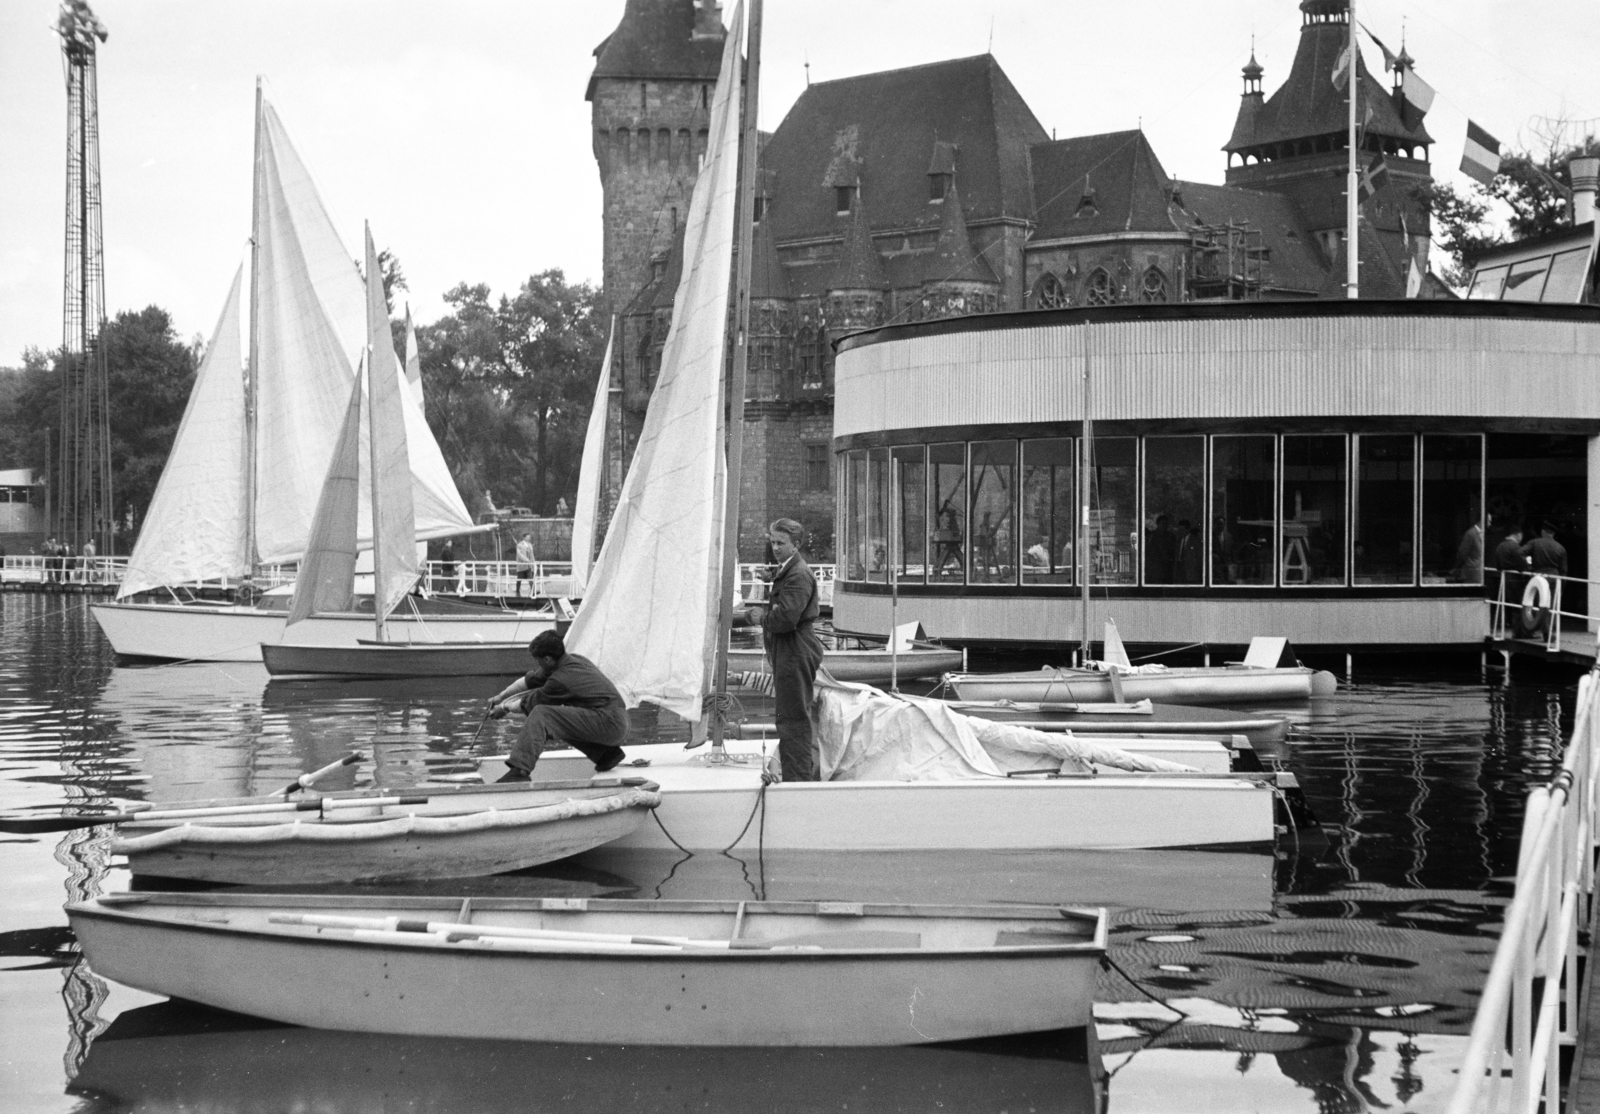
1571,156,1599,227
693,0,724,40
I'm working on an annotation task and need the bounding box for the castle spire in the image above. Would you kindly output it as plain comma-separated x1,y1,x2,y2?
828,190,886,292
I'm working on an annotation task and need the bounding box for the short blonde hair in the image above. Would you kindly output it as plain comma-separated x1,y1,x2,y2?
769,518,805,547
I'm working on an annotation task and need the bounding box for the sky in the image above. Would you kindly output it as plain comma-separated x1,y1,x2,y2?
1,0,1596,366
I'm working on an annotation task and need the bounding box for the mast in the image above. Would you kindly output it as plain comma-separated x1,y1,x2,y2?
889,457,900,692
245,76,264,577
1345,0,1359,298
1079,330,1092,666
711,0,762,748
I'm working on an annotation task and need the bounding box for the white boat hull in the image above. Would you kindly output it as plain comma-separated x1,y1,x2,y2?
527,741,1277,850
68,893,1106,1046
946,666,1338,706
90,602,554,663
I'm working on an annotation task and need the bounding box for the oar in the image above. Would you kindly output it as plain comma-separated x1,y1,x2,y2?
0,790,435,835
271,913,751,950
274,750,364,796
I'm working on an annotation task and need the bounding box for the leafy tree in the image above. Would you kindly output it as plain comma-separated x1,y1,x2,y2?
1414,183,1499,287
101,305,199,532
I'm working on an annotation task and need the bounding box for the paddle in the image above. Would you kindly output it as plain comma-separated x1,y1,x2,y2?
0,789,434,835
274,750,364,796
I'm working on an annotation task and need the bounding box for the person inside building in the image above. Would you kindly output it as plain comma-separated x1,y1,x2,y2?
1528,521,1568,578
744,517,825,782
487,630,628,781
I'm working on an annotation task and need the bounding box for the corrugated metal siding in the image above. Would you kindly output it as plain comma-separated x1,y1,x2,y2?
834,314,1600,437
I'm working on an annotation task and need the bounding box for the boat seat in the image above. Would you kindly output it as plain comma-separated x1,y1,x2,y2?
742,929,922,950
995,927,1096,947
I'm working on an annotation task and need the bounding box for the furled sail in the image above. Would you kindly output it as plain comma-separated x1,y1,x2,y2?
117,266,248,598
365,226,419,625
566,3,744,721
569,317,614,597
252,94,474,564
286,371,363,625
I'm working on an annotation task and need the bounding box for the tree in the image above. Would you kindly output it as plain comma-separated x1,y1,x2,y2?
101,305,198,532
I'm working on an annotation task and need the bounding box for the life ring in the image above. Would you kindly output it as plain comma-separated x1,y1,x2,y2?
1519,575,1552,636
235,583,262,607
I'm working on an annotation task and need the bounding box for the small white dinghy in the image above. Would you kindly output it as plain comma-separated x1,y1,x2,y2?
945,633,1338,707
105,778,660,885
67,892,1107,1046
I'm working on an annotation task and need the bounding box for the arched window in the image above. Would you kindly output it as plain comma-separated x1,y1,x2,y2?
1033,272,1070,309
1139,267,1169,303
1084,268,1115,306
797,323,822,390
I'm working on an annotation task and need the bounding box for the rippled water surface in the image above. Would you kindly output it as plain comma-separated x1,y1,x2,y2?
0,592,1579,1112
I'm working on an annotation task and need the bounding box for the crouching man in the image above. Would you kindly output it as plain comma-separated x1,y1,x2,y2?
488,630,628,781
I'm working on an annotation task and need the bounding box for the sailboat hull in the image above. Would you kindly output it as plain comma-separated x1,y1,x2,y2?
90,602,554,663
945,666,1337,706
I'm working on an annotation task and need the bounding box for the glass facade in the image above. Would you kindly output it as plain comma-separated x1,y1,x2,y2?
840,432,1486,590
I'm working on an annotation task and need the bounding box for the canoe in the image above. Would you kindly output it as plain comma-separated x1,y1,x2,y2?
107,778,660,884
946,699,1290,746
67,892,1107,1046
944,665,1338,706
508,739,1290,850
260,640,964,681
73,1001,1103,1113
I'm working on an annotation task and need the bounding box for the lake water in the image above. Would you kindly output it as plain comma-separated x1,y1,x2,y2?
0,591,1575,1113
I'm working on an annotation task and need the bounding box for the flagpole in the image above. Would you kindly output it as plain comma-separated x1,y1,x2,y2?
1346,0,1359,298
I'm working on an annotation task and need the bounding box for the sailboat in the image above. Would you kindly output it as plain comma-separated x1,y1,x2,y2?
90,84,551,663
531,0,1285,851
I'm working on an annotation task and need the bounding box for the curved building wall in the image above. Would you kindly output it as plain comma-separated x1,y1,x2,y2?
830,301,1600,648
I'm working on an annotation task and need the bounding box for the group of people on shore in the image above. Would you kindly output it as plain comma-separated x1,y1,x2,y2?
486,516,826,784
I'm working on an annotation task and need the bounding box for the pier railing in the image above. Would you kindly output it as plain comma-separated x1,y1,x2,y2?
1,555,127,587
1446,667,1600,1114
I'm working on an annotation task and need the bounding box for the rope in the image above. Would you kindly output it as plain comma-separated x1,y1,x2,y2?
649,807,694,856
719,778,769,854
1100,950,1190,1020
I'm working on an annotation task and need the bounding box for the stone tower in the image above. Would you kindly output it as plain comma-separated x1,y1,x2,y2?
587,0,725,316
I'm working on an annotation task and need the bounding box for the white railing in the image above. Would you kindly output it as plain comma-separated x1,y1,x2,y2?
1,555,127,586
738,562,836,608
1446,667,1600,1114
415,560,575,600
1490,569,1596,652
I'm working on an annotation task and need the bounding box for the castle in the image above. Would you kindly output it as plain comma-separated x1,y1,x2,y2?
587,0,1438,560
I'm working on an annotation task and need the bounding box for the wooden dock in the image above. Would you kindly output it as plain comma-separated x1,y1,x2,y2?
1486,630,1600,669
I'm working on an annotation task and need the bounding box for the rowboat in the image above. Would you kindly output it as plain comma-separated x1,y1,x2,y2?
104,778,660,884
944,664,1338,706
66,892,1107,1046
947,699,1289,747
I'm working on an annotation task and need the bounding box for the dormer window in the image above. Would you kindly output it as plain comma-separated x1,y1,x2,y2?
929,173,951,202
1075,187,1099,219
836,186,853,215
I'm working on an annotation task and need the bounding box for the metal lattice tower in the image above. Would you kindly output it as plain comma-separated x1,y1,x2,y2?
56,1,113,555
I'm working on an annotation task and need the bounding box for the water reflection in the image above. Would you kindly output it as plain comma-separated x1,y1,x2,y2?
0,596,1585,1112
70,1000,1102,1114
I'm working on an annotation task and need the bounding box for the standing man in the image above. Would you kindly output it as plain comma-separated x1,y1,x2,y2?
1528,521,1568,578
513,531,535,598
746,518,825,782
487,630,628,781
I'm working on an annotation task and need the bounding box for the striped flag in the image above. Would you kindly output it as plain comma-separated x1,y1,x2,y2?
1357,156,1391,202
1360,22,1399,71
1331,45,1353,91
1461,121,1502,186
1398,68,1437,130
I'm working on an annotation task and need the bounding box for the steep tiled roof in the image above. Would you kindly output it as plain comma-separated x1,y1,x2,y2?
917,183,997,285
748,215,791,300
829,196,888,291
587,0,723,99
1030,131,1185,241
1226,17,1431,151
761,55,1046,244
1315,215,1409,299
1175,181,1329,294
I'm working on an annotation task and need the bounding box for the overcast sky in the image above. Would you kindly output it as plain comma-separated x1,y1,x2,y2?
1,0,1595,366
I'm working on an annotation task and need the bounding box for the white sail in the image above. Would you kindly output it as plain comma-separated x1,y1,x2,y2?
403,305,425,414
566,3,744,722
286,370,362,625
365,226,420,626
118,266,248,598
569,317,614,597
253,95,474,564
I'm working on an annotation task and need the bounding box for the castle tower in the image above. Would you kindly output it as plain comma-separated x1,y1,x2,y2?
1222,0,1432,273
587,0,725,316
913,180,1000,320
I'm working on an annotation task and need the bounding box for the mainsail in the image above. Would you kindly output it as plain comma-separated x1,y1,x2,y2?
285,371,362,625
365,226,420,627
252,93,473,565
403,306,425,415
117,266,248,598
569,317,615,598
566,3,745,721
